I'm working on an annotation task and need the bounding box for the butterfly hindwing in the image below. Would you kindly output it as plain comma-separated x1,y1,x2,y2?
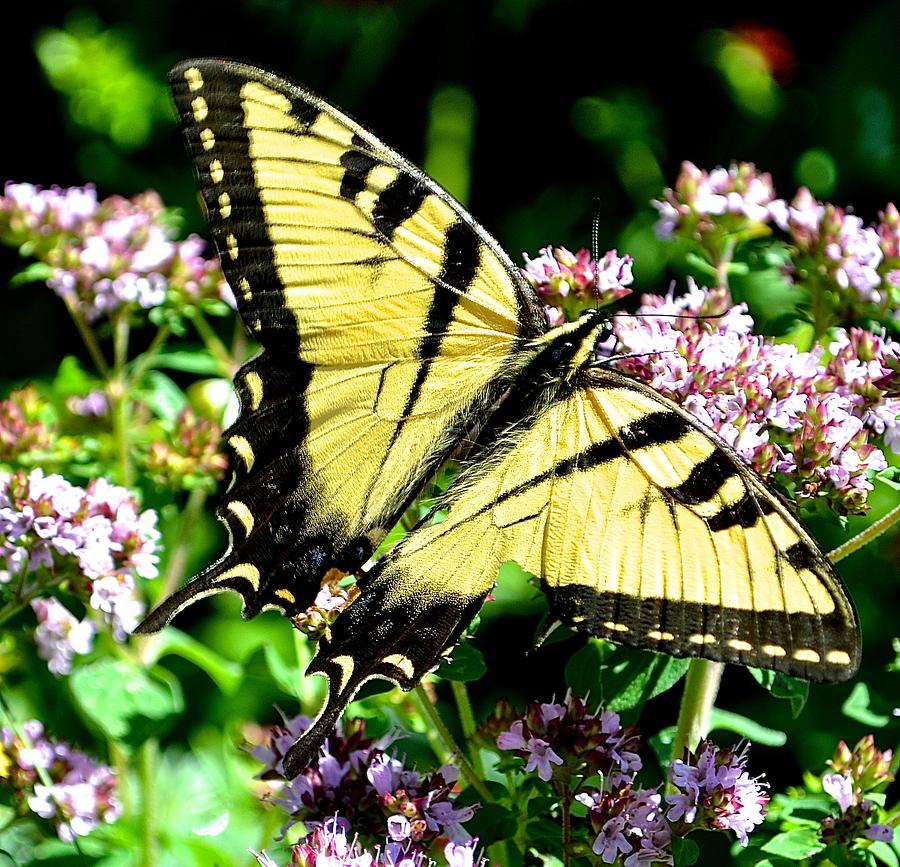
137,60,545,631
285,364,859,772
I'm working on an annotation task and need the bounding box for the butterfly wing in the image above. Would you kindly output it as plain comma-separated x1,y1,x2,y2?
137,60,545,632
285,366,859,773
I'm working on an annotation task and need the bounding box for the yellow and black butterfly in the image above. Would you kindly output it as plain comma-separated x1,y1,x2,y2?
136,58,860,776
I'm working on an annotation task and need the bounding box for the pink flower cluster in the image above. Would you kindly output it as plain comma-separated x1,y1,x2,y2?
253,817,485,867
652,162,900,320
667,740,769,846
0,386,54,464
494,693,767,861
652,161,780,239
250,714,477,857
522,246,633,326
0,720,121,842
144,406,228,493
0,182,228,321
0,469,160,670
820,735,894,846
610,283,899,514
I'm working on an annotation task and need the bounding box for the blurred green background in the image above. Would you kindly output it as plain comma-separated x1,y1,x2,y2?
8,0,900,382
4,0,900,823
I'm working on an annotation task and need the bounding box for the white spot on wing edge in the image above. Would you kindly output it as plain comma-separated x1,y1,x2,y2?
244,371,264,411
727,639,753,652
228,435,255,470
226,500,254,535
184,66,204,92
603,621,630,633
200,128,216,151
192,96,209,122
383,653,415,679
209,159,224,183
330,655,355,692
226,233,239,260
825,649,852,666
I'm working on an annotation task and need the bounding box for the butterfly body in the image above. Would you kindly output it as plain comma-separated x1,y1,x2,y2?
137,59,860,776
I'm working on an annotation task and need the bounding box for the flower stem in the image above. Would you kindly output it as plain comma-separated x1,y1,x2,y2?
827,503,900,564
63,294,110,379
139,738,159,867
450,680,486,779
129,323,172,386
159,486,208,601
560,788,573,867
413,684,492,801
109,312,133,488
670,659,723,765
189,308,236,377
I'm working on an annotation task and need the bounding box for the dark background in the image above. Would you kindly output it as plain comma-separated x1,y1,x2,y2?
8,0,900,382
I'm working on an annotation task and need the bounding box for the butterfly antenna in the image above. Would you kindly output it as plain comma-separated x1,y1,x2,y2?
591,198,603,310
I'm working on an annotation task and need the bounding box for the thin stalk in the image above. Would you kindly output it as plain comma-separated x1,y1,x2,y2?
139,738,159,867
158,487,208,601
670,659,724,766
62,294,110,379
413,684,491,801
560,788,573,867
110,740,132,814
712,238,736,291
828,503,900,564
129,324,172,386
136,486,207,666
0,591,40,628
450,680,486,779
109,312,133,487
189,308,236,377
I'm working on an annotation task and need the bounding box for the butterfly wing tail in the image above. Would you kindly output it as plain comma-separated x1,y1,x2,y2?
134,558,264,634
282,556,490,777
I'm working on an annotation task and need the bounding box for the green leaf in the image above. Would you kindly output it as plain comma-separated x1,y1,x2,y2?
607,652,689,712
525,852,564,867
9,261,52,287
69,658,184,743
146,349,224,375
760,828,825,860
263,643,303,697
142,627,243,695
136,369,187,421
565,637,612,698
749,669,809,717
671,836,700,866
876,466,900,491
437,641,487,682
462,802,517,847
842,682,891,728
566,642,689,713
52,355,99,396
871,840,900,867
709,708,787,747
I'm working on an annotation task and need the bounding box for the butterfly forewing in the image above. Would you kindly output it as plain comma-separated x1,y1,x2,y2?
137,60,544,631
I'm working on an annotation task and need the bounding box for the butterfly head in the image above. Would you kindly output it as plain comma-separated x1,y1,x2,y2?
535,308,612,380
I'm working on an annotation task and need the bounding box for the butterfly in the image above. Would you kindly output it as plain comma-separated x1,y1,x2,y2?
136,58,860,777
